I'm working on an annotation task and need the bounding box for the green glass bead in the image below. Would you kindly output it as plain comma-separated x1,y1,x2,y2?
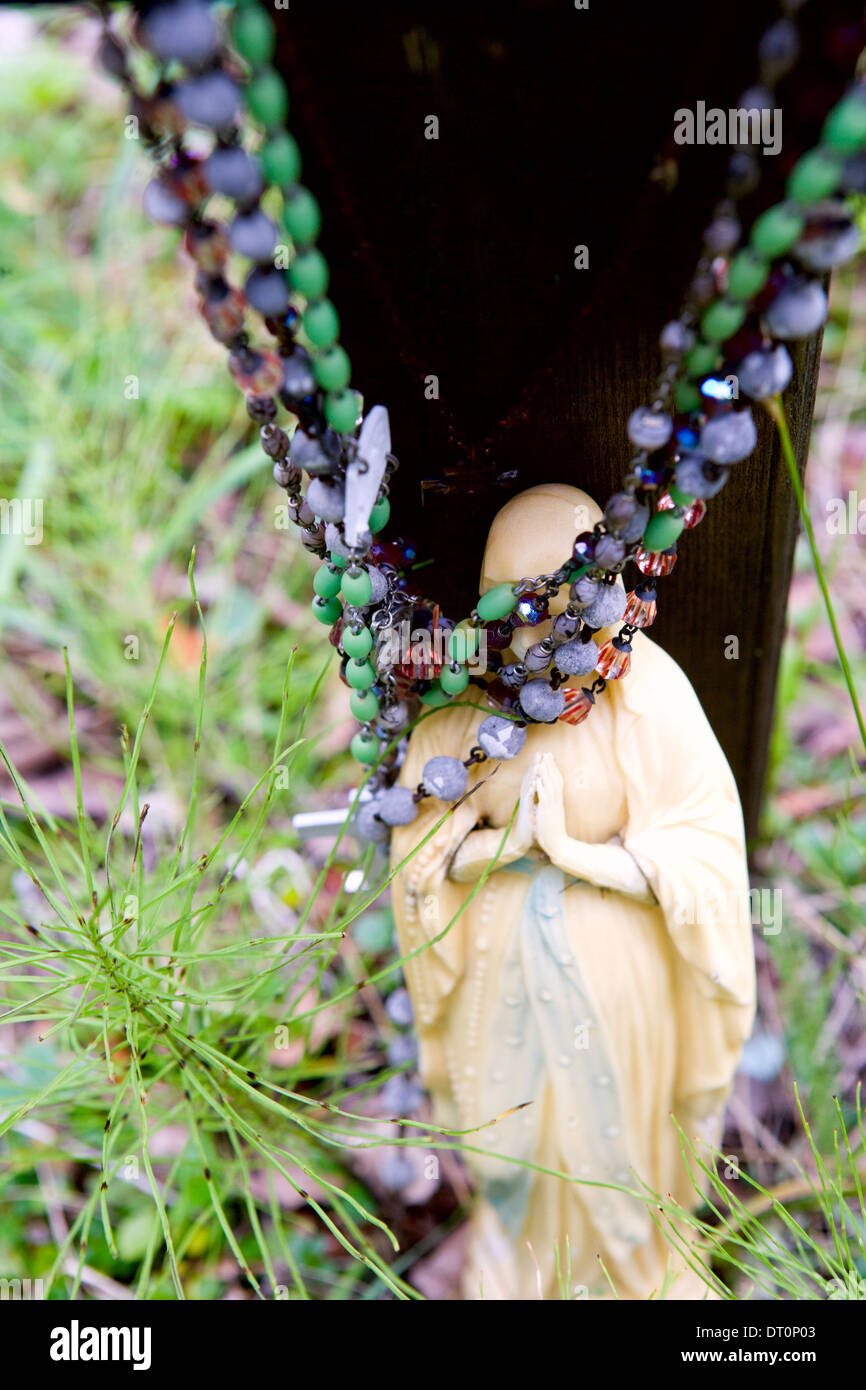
349,688,379,722
303,299,339,349
315,345,352,392
346,657,376,690
289,248,329,299
642,511,684,551
231,6,275,65
311,595,341,625
260,131,301,187
341,566,373,607
726,250,769,301
284,188,321,245
440,663,469,695
684,342,718,378
448,625,481,663
246,68,288,128
369,496,390,533
350,730,379,764
477,583,518,622
328,550,347,569
701,299,746,343
675,380,702,414
325,390,360,434
668,482,695,508
343,625,373,659
420,684,452,707
750,203,805,258
787,149,842,204
823,92,866,153
313,562,342,599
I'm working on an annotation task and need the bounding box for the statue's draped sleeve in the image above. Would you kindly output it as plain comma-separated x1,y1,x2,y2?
390,705,487,1032
613,635,757,1126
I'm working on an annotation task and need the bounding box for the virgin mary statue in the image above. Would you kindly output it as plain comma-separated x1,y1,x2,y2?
389,484,756,1300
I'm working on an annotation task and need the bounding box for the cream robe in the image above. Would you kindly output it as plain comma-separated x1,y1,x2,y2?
390,631,756,1300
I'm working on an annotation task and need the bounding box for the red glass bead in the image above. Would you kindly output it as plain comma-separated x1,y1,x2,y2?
200,283,246,343
484,620,514,650
559,687,594,725
167,153,209,204
369,537,418,570
623,586,657,629
228,348,284,396
634,544,678,577
595,637,632,681
184,220,229,274
483,678,519,712
572,531,596,566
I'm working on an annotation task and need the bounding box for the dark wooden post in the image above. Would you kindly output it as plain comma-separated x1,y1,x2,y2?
275,0,862,840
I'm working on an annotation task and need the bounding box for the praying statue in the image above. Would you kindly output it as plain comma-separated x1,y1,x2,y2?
390,483,756,1300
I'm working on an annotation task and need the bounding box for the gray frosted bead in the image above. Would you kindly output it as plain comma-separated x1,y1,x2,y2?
795,208,860,272
581,583,627,630
230,209,277,262
659,320,694,358
291,426,340,478
203,146,263,202
739,84,773,115
621,505,650,543
306,477,346,523
700,408,757,464
325,521,372,559
366,566,388,606
142,1,219,65
519,680,566,723
387,1034,419,1068
759,18,799,82
142,177,188,227
705,214,740,253
176,71,239,129
627,406,673,451
570,575,601,607
354,798,390,844
477,714,528,761
594,533,626,568
763,279,828,340
674,452,731,500
385,987,414,1027
283,350,317,401
554,637,599,676
551,610,580,643
422,756,468,801
244,267,289,316
605,494,650,545
376,786,418,827
735,345,793,400
380,1074,424,1116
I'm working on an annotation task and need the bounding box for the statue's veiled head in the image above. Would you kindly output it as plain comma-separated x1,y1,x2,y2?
480,484,625,657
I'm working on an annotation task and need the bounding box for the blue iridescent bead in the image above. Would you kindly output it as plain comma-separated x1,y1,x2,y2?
676,425,701,450
515,591,549,626
637,460,668,487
